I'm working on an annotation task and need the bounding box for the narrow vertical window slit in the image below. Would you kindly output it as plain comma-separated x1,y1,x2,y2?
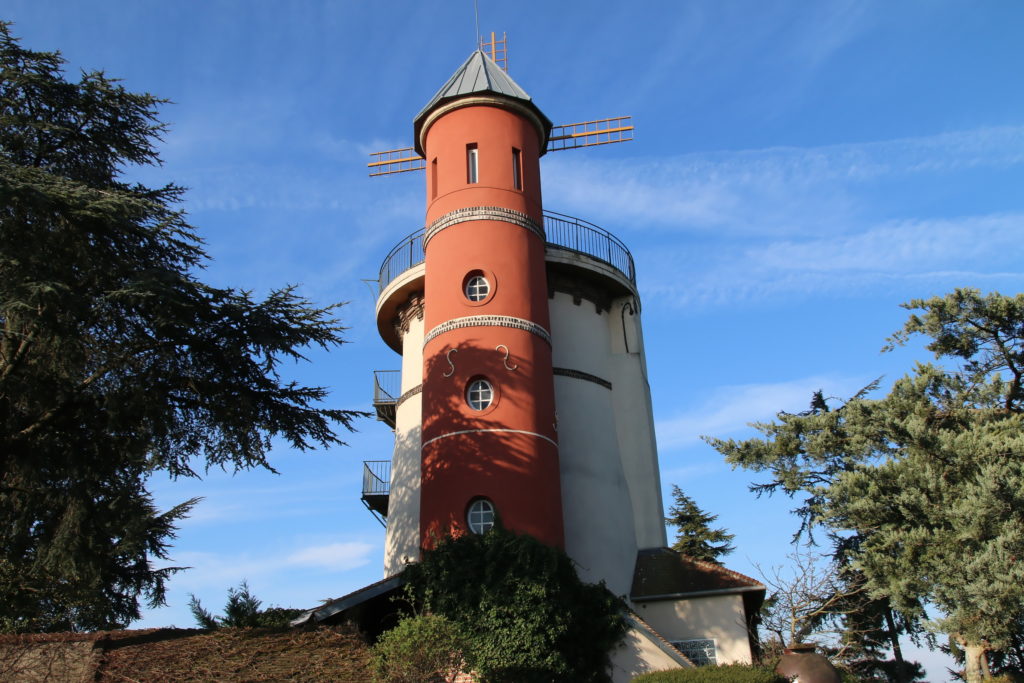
512,148,522,190
467,144,478,184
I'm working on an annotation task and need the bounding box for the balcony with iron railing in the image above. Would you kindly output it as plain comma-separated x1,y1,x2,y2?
376,210,635,295
372,370,401,428
361,460,390,527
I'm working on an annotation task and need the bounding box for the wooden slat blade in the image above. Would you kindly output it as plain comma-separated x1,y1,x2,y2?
547,116,634,152
368,147,426,177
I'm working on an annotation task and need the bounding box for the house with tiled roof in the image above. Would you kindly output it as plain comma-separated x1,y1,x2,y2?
629,548,766,668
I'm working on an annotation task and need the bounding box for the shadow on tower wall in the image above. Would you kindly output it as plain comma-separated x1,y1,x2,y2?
419,336,563,549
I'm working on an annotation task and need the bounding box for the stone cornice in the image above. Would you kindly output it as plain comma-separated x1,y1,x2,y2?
392,291,425,339
553,367,613,390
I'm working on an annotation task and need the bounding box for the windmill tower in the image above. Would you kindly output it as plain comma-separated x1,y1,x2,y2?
364,38,665,597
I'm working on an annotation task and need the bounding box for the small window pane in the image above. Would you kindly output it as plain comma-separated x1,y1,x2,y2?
466,379,493,410
467,499,495,534
672,639,717,667
467,144,478,184
465,275,490,301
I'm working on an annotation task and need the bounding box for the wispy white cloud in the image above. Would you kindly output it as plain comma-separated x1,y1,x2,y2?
615,2,872,118
543,126,1024,236
286,542,376,571
782,2,871,72
755,214,1024,273
655,374,867,451
166,539,376,590
640,212,1024,308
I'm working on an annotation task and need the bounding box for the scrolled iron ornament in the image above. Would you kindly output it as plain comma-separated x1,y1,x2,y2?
442,348,458,377
495,344,518,371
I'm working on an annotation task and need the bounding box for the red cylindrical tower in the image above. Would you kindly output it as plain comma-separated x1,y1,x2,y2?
414,52,564,548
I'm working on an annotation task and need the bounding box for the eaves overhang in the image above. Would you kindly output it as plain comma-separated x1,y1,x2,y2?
631,584,767,603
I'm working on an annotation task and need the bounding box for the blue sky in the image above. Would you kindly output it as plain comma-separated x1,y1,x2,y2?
7,2,1024,678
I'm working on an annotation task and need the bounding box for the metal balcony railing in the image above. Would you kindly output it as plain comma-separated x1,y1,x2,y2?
378,229,425,293
376,210,636,294
542,210,635,283
373,370,401,428
361,460,391,526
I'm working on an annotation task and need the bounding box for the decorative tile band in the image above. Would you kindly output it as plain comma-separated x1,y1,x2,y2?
396,384,422,409
422,428,558,449
553,367,613,390
424,206,544,247
424,315,552,346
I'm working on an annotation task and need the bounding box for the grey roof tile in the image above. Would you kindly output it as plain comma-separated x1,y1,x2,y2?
413,50,551,155
416,50,533,121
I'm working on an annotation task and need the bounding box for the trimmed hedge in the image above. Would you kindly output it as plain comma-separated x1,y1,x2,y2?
633,664,788,682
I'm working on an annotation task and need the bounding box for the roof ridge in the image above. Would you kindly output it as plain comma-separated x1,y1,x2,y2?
677,553,764,588
477,50,494,91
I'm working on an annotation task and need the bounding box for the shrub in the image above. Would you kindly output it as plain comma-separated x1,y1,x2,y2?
371,613,467,683
633,663,788,683
402,527,628,682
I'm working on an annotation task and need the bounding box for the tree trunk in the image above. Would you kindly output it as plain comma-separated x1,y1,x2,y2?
961,637,990,683
884,606,909,683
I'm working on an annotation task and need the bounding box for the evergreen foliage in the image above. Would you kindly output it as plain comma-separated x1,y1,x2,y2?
187,581,304,629
707,289,1024,682
665,485,735,564
370,613,467,683
401,526,629,682
844,655,925,682
632,663,787,682
0,24,363,631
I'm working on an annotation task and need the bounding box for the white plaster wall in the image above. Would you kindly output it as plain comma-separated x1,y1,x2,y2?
607,297,667,550
383,313,424,576
609,620,690,682
632,594,755,665
549,291,637,596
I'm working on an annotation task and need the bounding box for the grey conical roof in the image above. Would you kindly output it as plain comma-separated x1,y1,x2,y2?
413,51,551,155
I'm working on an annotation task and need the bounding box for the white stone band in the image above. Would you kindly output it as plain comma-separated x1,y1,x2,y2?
424,206,544,247
424,315,552,346
422,428,558,449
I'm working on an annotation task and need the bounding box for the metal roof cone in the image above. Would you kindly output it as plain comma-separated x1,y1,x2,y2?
413,50,551,155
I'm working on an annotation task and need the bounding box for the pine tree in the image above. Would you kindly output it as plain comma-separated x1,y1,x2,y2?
708,289,1024,683
0,23,363,631
188,581,303,629
665,486,735,564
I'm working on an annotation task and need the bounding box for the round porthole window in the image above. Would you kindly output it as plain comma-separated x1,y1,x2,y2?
467,498,495,534
464,273,490,302
466,378,493,411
